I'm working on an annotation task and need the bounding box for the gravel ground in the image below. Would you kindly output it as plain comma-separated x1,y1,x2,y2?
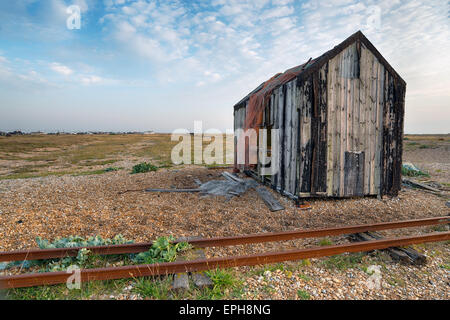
0,165,448,299
240,247,449,300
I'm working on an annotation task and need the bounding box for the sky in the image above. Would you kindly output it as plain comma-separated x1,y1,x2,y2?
0,0,449,134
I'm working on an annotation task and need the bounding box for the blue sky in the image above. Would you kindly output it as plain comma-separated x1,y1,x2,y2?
0,0,449,133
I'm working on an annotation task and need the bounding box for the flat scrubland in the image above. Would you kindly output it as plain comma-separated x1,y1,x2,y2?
0,134,448,300
0,134,178,180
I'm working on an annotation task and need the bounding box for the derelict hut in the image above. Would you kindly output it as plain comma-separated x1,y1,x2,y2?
233,31,406,199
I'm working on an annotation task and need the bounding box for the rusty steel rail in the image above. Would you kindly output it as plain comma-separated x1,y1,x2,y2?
1,232,448,289
1,216,448,263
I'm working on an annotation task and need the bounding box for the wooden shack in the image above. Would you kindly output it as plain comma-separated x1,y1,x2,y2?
233,31,406,199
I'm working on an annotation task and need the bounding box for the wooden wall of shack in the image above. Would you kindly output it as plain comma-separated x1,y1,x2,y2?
234,32,406,199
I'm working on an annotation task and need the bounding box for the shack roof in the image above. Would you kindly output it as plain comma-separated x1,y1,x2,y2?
234,30,406,111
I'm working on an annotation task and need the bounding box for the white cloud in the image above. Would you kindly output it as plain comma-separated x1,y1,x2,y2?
81,75,103,85
261,5,294,19
50,62,73,75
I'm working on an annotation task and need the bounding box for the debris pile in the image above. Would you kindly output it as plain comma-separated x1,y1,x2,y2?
145,171,285,211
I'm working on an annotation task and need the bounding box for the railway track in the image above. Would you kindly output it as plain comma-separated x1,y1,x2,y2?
0,216,448,290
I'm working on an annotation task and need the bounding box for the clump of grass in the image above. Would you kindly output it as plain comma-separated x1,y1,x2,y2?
297,273,311,282
318,238,333,246
256,263,285,275
131,162,158,174
297,289,310,300
201,269,243,299
322,253,365,270
134,277,172,300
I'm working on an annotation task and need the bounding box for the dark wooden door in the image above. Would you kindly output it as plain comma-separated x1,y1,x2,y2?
344,151,365,196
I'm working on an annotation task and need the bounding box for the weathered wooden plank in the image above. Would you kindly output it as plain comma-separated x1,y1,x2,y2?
359,47,367,184
353,77,360,151
347,78,353,151
255,187,285,212
339,48,349,197
297,81,305,192
300,79,312,193
355,151,365,195
235,105,247,171
272,89,279,189
363,46,372,194
344,151,355,196
344,151,365,197
369,55,378,194
374,62,384,195
311,72,320,194
290,81,299,195
276,87,284,191
284,81,293,194
276,87,285,192
317,63,328,192
383,72,394,195
391,76,405,195
332,52,342,196
326,58,335,196
295,80,302,196
347,46,354,152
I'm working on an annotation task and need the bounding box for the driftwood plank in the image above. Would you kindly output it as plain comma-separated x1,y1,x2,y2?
255,187,285,212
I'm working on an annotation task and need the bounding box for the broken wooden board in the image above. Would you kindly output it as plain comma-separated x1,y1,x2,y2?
350,231,426,265
402,178,442,194
255,187,285,212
